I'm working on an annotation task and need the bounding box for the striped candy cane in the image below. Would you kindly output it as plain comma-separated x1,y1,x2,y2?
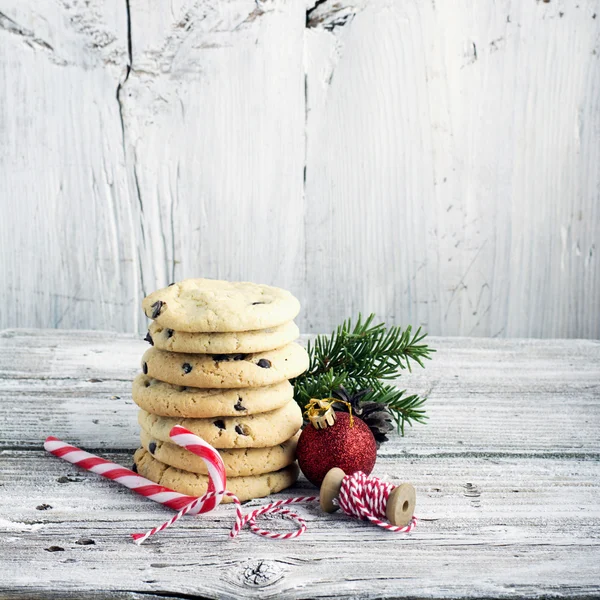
44,437,203,513
44,428,228,520
168,425,226,514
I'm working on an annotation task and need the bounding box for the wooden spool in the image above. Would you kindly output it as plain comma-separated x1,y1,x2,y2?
319,467,416,527
320,467,346,513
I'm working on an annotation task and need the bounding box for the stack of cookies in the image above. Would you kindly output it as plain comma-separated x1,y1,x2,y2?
131,279,308,502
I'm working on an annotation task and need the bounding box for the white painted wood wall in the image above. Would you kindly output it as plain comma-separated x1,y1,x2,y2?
1,0,599,338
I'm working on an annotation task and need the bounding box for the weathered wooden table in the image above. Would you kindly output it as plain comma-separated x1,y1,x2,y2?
1,330,599,599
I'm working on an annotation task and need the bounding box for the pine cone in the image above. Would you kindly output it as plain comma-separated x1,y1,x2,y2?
333,387,395,448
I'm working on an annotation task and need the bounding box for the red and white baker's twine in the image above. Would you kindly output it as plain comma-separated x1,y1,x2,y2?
338,471,417,532
45,426,416,542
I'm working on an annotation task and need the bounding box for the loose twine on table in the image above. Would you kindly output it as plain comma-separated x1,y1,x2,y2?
132,471,416,543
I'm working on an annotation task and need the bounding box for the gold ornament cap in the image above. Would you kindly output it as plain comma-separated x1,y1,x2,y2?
304,398,354,430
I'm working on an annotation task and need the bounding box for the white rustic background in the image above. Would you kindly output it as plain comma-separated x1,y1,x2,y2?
1,0,599,338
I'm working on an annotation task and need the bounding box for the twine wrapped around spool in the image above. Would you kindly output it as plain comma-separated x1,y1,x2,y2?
320,467,417,529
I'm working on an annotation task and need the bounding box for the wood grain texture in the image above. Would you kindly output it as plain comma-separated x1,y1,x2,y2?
0,330,599,598
304,0,600,337
0,0,305,334
1,450,599,600
1,331,599,457
1,0,599,338
120,0,306,315
0,0,135,331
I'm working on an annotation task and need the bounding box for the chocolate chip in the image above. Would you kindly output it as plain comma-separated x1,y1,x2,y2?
144,332,154,346
150,300,164,319
144,379,151,387
234,398,246,411
252,301,265,305
214,420,226,430
45,546,64,552
235,425,248,436
168,282,176,286
233,353,247,361
166,329,174,338
143,362,148,374
131,463,138,473
182,363,192,374
149,442,157,454
212,354,230,362
257,359,271,369
36,503,52,511
75,538,95,545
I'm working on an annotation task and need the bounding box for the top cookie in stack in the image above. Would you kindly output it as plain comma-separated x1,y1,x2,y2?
132,279,308,502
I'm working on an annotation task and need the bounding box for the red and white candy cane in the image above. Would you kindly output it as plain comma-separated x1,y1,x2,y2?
168,425,226,513
44,436,204,513
45,429,228,541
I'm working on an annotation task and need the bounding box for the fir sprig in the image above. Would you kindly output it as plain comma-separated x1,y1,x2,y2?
292,314,434,435
361,382,428,436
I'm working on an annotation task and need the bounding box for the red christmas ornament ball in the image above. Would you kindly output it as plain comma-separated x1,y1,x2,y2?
296,411,377,487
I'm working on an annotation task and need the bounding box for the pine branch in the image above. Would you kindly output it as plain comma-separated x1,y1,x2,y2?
304,314,434,380
292,313,435,436
293,370,349,410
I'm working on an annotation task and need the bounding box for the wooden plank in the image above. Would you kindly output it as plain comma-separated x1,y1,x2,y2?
2,2,599,340
1,331,598,457
0,0,135,332
0,330,599,597
0,0,305,334
0,450,599,599
304,0,600,338
119,0,306,313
